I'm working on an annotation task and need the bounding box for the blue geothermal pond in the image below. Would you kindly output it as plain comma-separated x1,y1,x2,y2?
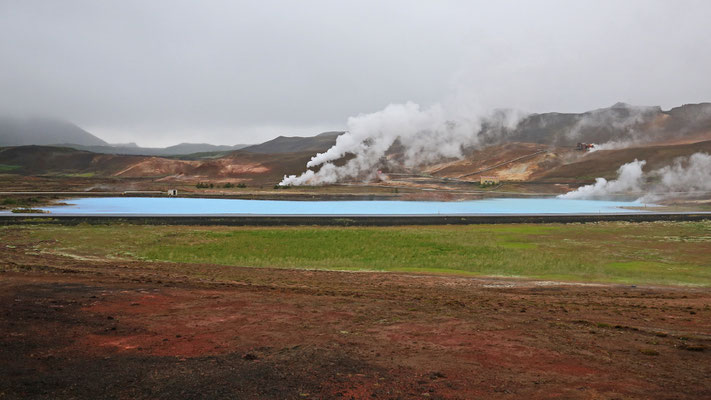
25,197,651,215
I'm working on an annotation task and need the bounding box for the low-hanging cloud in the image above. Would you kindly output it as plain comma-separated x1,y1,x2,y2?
3,1,711,146
566,104,659,143
558,152,711,201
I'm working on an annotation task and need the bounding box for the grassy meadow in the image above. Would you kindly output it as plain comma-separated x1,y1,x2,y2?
3,221,711,286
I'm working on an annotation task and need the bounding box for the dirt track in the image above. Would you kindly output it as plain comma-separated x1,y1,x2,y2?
1,244,710,399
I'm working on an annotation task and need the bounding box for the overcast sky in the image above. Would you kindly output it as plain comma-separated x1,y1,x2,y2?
1,0,710,146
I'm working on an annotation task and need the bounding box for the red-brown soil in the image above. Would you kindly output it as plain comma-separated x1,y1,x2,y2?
1,240,710,399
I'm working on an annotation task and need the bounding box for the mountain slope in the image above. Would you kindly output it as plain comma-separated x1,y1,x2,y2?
61,143,249,157
241,131,342,154
0,145,315,184
0,117,109,146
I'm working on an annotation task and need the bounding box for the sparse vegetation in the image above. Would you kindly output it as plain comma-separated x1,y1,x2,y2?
0,164,21,172
10,208,47,214
1,197,39,208
221,182,246,189
62,172,96,178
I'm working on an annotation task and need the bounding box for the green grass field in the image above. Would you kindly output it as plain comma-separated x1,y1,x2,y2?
0,164,20,172
4,221,711,286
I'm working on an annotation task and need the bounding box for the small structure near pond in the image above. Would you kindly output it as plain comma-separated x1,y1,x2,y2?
480,176,500,186
576,142,595,151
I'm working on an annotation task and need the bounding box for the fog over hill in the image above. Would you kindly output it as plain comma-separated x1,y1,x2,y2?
64,143,251,157
0,116,108,147
0,117,251,156
0,114,345,157
498,102,711,147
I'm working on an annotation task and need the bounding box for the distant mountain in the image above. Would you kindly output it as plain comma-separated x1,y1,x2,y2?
62,142,250,157
0,116,109,147
0,116,252,156
164,142,248,154
240,131,343,154
109,142,140,148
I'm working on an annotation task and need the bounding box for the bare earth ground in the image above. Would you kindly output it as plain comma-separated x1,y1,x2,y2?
1,239,710,400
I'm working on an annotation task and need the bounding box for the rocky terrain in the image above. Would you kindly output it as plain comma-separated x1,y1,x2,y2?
1,236,710,399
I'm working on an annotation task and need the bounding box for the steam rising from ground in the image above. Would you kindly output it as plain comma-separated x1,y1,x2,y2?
280,102,523,185
587,141,634,152
280,99,711,186
559,152,711,201
558,159,647,199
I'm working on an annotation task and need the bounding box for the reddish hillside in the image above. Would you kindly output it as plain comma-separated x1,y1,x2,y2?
0,146,315,185
0,146,141,175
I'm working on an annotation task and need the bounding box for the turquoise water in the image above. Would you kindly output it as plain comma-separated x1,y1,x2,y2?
23,197,651,215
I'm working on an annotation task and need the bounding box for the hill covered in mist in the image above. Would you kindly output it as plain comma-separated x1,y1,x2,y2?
496,102,711,147
64,142,251,157
0,116,108,147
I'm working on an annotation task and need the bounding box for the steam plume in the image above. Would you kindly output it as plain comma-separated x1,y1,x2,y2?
558,159,646,200
643,152,711,201
280,101,523,185
559,152,711,201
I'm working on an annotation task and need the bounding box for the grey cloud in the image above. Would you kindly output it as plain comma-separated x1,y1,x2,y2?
1,0,710,146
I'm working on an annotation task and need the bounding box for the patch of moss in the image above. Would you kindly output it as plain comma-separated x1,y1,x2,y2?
0,164,20,172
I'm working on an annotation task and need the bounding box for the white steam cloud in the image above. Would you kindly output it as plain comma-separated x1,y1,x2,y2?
558,159,647,200
559,152,711,201
648,152,711,200
587,141,633,153
280,102,523,186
